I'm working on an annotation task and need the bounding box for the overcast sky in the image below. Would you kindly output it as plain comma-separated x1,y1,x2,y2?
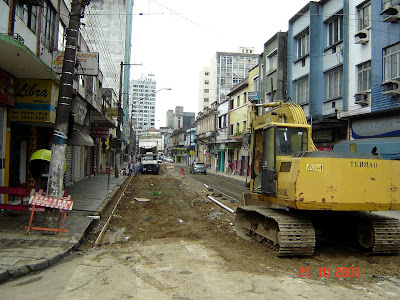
130,0,312,128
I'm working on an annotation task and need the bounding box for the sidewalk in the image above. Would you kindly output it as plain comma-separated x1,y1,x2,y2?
0,171,128,283
0,163,246,283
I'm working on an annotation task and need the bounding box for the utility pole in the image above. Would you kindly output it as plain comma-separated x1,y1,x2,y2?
47,1,89,220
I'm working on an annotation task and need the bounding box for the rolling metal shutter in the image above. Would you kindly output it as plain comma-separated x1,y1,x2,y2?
64,145,73,186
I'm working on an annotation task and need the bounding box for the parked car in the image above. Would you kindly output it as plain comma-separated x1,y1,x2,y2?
190,162,207,175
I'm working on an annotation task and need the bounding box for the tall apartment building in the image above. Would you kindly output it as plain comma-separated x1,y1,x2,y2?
287,0,400,150
82,0,133,139
209,47,259,105
130,74,157,136
198,67,210,112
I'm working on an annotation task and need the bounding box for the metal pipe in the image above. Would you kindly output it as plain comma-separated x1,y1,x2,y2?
207,195,235,214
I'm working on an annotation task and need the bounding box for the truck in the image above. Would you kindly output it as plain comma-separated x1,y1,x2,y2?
234,100,400,257
139,140,161,175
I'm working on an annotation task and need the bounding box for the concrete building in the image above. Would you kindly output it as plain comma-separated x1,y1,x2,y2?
194,102,218,167
259,32,287,108
130,74,157,136
198,67,211,112
82,0,134,140
165,106,195,130
209,47,259,105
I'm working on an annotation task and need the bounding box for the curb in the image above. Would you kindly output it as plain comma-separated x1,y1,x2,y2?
96,176,129,216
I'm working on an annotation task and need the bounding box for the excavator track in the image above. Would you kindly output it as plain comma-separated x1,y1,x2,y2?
354,212,400,255
235,207,316,257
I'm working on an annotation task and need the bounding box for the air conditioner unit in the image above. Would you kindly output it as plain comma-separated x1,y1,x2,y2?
354,29,369,44
354,92,370,106
382,80,400,97
380,4,400,23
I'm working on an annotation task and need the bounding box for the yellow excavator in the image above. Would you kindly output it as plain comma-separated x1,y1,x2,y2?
234,100,400,256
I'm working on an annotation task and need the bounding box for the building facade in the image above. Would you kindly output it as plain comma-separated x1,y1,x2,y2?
198,67,211,112
130,73,157,136
165,106,195,130
0,0,131,205
209,47,259,105
259,32,287,108
287,0,400,150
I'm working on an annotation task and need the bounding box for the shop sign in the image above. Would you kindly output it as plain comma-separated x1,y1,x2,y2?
352,115,400,138
248,91,259,102
52,51,99,76
107,107,119,117
11,79,58,123
91,126,109,138
312,129,333,143
0,69,15,106
72,97,87,126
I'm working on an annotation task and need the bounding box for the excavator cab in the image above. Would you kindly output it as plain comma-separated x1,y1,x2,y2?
252,124,309,195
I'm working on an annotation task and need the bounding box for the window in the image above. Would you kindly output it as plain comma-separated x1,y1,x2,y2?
297,31,309,58
41,0,57,50
268,51,277,73
16,3,38,33
327,15,343,47
325,67,343,99
205,72,209,76
295,76,309,104
204,80,209,85
253,76,259,92
266,90,277,103
383,43,400,81
204,98,209,102
358,2,371,31
357,61,371,92
58,22,66,51
204,89,209,93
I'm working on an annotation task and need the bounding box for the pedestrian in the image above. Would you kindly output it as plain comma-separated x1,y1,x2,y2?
128,161,134,177
228,161,233,174
225,161,229,173
135,160,140,178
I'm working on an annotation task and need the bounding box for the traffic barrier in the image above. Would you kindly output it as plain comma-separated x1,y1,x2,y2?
25,194,73,237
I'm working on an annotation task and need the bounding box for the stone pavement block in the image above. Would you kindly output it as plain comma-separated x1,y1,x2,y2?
8,265,29,278
0,255,22,266
27,259,49,271
0,269,8,282
45,253,62,265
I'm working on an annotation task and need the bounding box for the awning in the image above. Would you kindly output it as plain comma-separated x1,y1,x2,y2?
171,148,187,151
68,129,94,146
0,33,59,80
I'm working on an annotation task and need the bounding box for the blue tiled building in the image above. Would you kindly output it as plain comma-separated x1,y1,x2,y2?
287,0,400,149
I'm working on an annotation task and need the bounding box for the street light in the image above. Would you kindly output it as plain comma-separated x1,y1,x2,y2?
114,62,142,178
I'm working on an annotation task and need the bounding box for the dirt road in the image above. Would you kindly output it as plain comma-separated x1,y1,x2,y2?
2,170,400,299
